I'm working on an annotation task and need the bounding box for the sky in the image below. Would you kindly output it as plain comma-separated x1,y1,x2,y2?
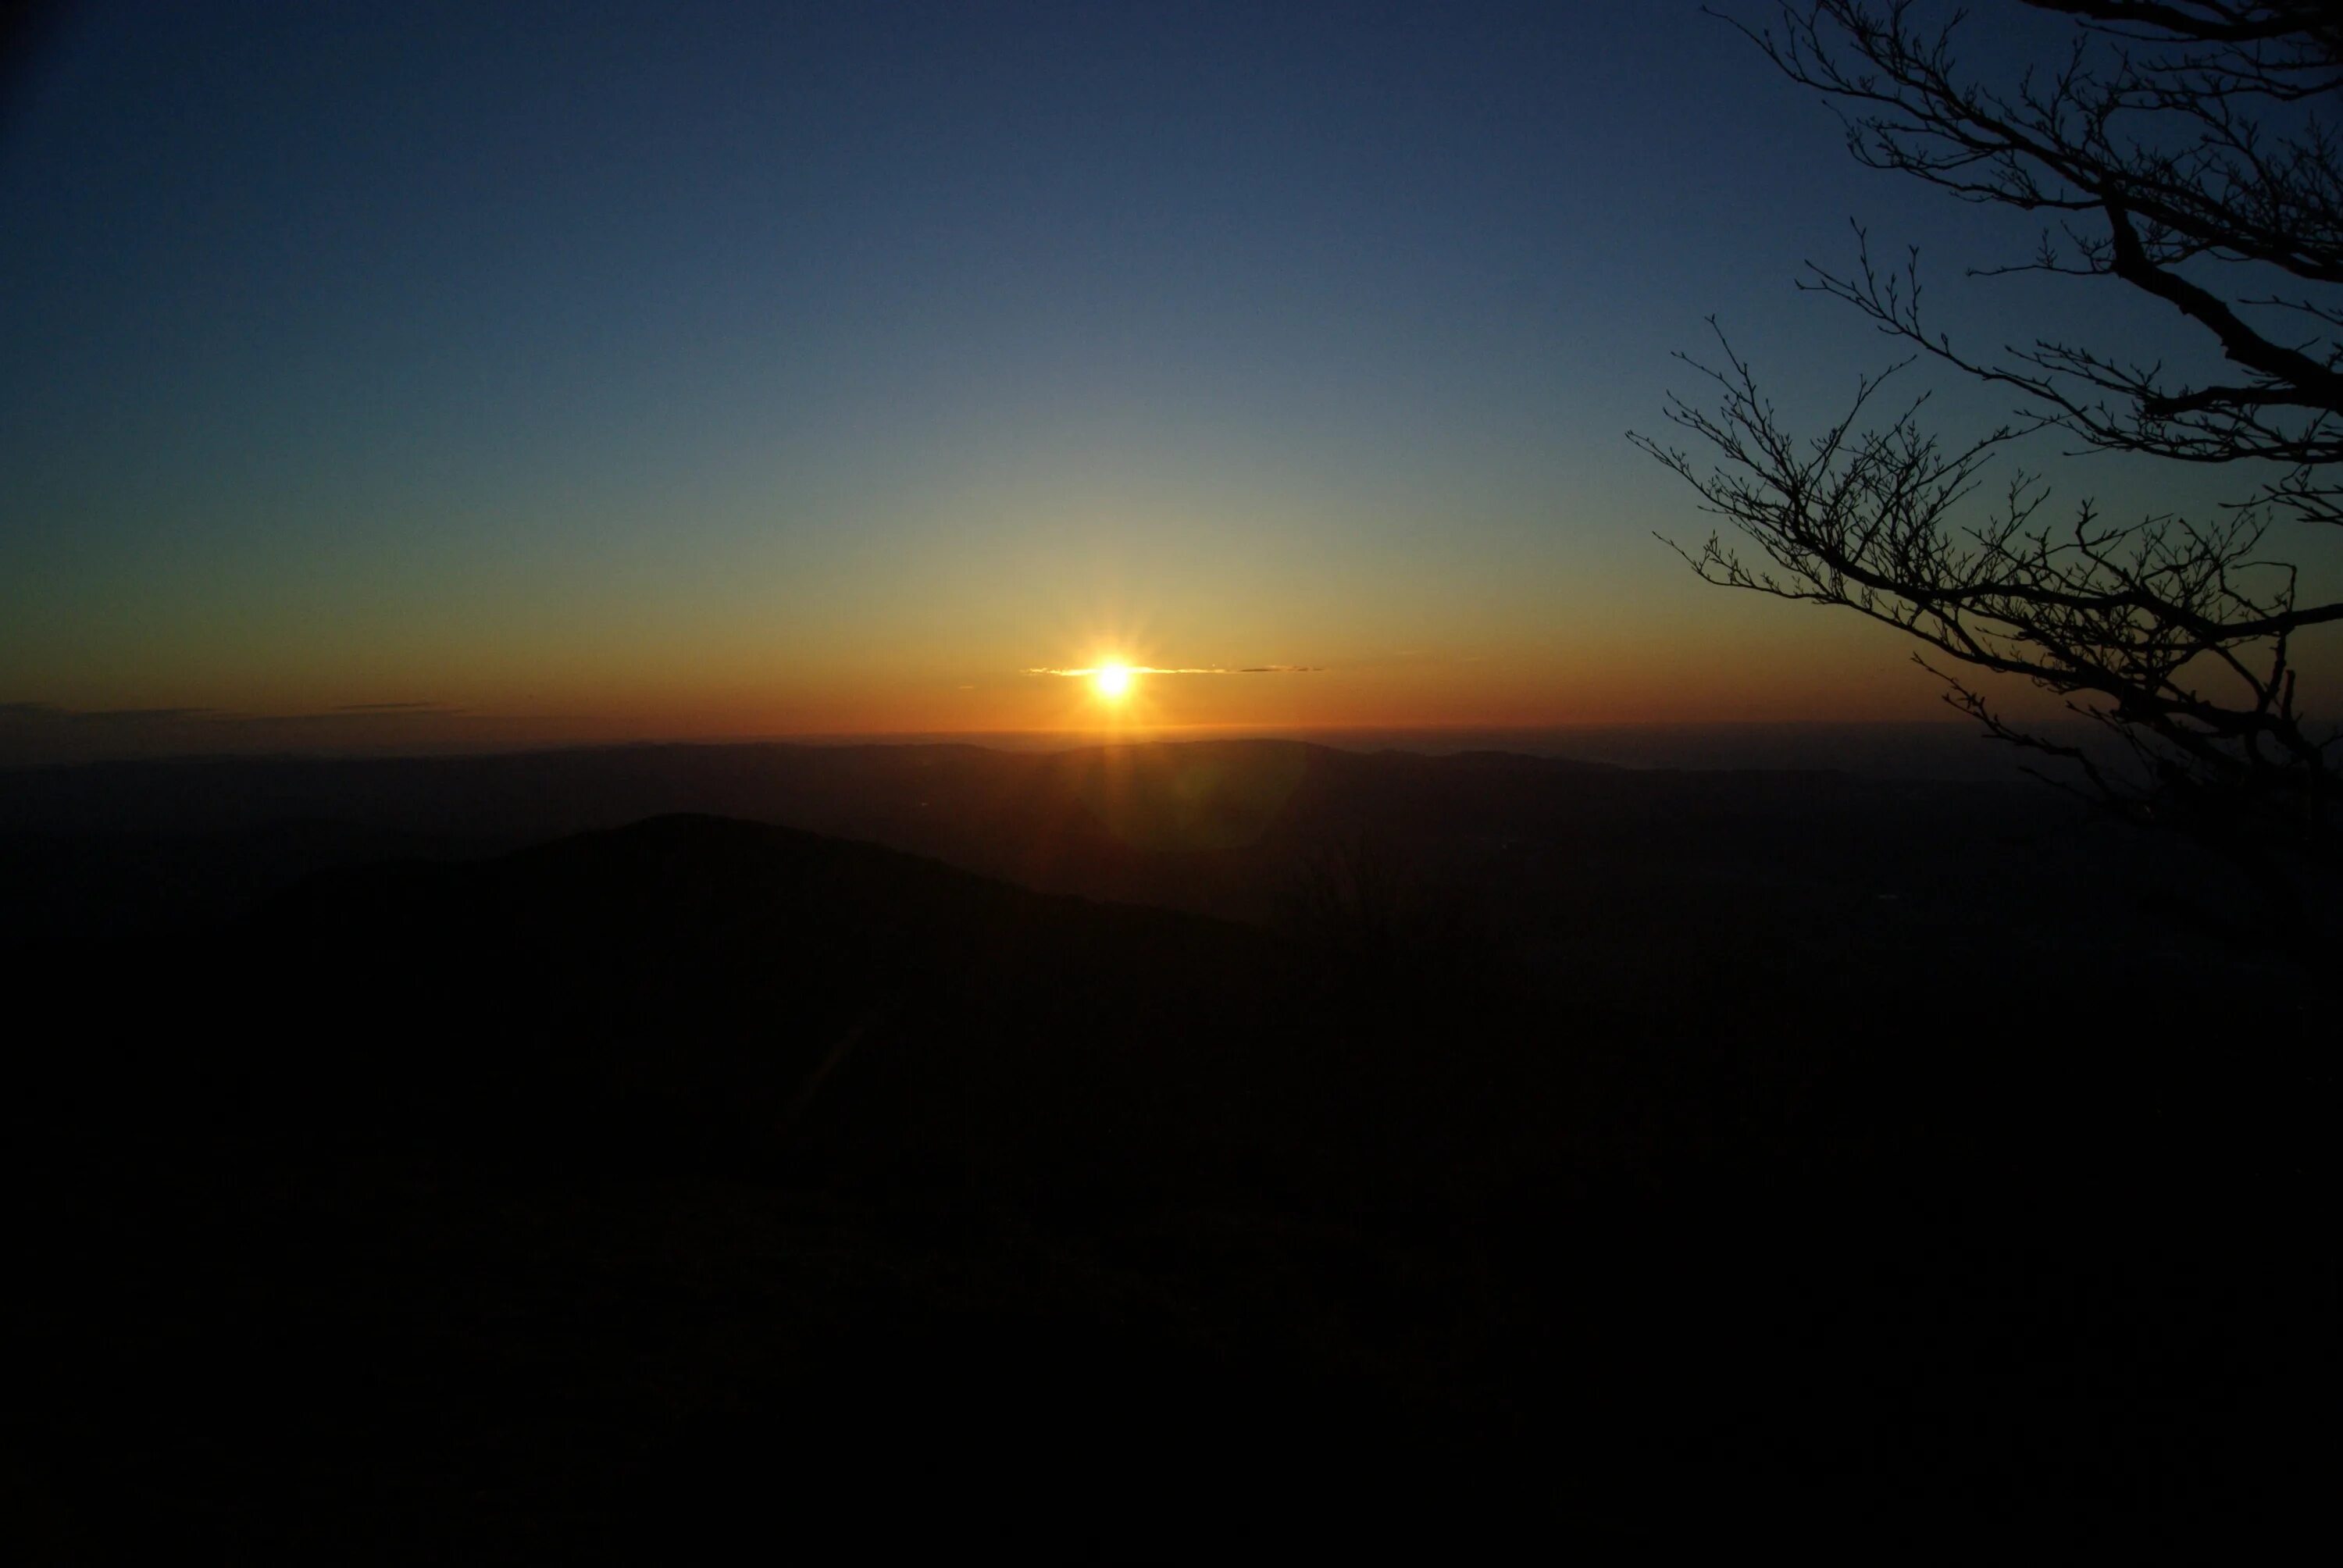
3,0,2329,759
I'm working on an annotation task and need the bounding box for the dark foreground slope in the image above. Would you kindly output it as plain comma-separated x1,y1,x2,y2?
8,810,2327,1557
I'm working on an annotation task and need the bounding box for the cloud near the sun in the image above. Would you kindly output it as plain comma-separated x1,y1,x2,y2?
1024,665,1323,676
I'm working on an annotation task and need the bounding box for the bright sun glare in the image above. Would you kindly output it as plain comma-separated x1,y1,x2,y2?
1092,662,1134,700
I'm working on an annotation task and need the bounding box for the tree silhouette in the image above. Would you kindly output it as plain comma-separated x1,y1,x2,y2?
1633,1,2341,931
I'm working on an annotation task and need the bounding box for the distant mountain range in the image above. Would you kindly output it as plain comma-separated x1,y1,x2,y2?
0,737,2236,958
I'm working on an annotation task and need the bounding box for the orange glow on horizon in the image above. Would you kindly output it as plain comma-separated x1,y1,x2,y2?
13,602,2202,765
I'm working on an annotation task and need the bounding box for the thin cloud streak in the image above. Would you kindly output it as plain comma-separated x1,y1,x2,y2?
1024,665,1323,677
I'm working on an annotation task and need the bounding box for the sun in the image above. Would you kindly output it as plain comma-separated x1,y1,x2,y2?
1092,661,1134,700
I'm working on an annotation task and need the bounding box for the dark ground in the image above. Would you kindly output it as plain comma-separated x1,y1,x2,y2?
3,742,2329,1556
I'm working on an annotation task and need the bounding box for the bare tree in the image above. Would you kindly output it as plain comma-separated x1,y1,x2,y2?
1632,1,2342,935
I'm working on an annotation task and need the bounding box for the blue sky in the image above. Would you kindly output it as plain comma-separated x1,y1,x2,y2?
1,0,2298,749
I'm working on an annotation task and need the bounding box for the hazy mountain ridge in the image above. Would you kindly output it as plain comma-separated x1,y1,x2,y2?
1,738,2234,966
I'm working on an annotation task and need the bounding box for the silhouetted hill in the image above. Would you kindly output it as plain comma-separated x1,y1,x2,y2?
230,814,1319,1196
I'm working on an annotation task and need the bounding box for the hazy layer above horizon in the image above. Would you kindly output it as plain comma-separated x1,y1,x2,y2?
0,702,2064,783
